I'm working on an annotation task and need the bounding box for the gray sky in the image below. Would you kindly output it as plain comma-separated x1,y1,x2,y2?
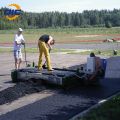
0,0,120,13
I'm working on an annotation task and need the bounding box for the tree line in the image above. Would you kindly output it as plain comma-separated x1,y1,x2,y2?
0,8,120,29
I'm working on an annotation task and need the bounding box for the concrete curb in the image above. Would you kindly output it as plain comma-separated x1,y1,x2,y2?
69,91,120,120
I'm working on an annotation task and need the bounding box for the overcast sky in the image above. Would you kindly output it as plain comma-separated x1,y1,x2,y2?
0,0,120,13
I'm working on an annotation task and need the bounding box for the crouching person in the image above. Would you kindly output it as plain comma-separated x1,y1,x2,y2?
89,52,104,80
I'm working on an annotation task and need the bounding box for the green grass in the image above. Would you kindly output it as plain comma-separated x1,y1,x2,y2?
0,48,76,53
68,49,120,57
76,94,120,120
0,47,120,57
0,27,120,44
0,48,13,52
1,27,120,34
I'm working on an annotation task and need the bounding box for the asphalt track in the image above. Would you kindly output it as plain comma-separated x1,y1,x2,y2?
0,42,120,50
54,43,120,50
0,54,120,120
0,78,120,120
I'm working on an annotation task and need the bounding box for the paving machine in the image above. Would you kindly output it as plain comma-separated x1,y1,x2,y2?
11,57,105,88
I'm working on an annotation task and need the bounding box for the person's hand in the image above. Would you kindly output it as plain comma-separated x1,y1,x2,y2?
21,41,25,45
49,47,52,53
17,41,21,44
49,49,51,53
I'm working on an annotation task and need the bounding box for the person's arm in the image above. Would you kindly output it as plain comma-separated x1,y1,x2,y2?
47,36,53,50
47,43,52,50
38,40,40,52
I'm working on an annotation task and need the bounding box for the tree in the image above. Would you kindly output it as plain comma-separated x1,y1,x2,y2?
0,8,120,29
105,21,112,28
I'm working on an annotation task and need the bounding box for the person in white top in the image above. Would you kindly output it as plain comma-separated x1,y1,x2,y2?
14,28,25,69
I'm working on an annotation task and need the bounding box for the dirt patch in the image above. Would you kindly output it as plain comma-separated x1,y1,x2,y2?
75,35,102,38
0,40,104,45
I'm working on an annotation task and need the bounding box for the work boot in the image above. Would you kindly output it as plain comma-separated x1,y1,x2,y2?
48,68,54,71
38,67,43,71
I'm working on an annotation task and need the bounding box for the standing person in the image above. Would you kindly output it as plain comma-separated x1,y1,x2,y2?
38,34,55,71
13,28,25,69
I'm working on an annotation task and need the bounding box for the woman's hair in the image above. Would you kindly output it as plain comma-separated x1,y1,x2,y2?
90,52,95,57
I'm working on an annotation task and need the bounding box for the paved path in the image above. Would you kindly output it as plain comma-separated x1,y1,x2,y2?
1,43,120,50
54,43,120,50
0,54,120,120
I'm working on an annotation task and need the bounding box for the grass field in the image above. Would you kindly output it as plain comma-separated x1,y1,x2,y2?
0,47,120,57
77,94,120,120
0,27,120,44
